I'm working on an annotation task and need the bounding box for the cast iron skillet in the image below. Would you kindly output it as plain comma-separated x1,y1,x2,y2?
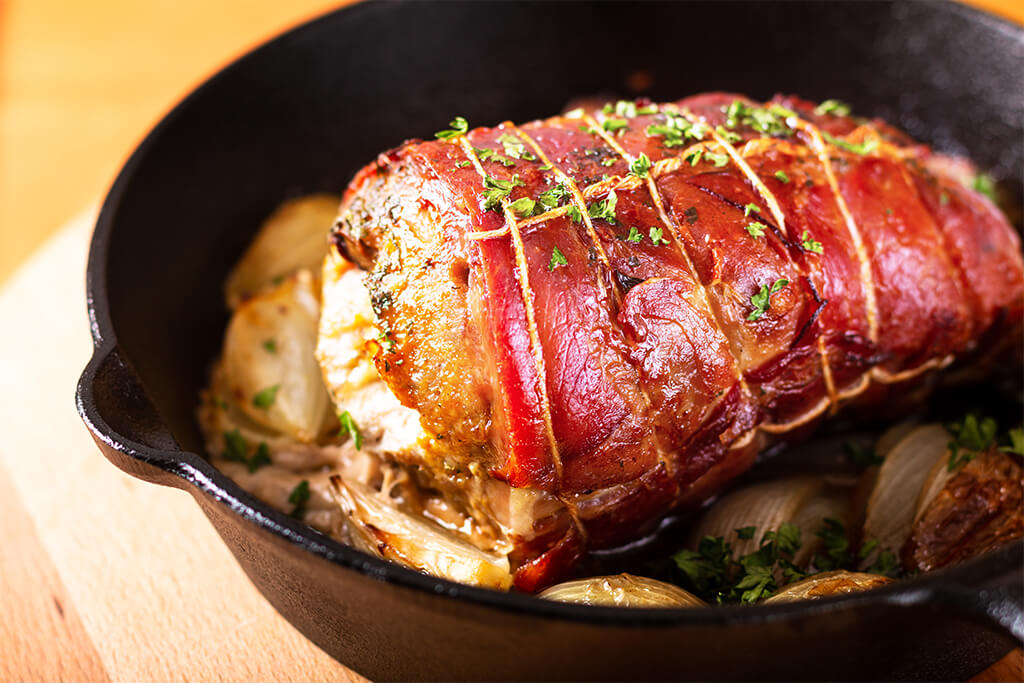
77,1,1024,679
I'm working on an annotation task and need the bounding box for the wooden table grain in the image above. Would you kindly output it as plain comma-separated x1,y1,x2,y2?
0,1,1021,680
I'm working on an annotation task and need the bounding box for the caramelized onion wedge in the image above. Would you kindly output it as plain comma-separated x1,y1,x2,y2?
860,425,949,567
539,574,705,608
764,571,893,603
329,475,513,591
225,194,339,308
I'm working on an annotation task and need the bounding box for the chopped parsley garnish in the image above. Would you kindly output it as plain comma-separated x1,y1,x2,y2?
774,170,790,184
214,396,229,411
946,413,998,471
288,480,311,518
724,100,794,137
548,246,568,271
705,151,729,167
538,183,570,210
498,133,536,161
481,174,524,211
261,338,277,354
566,205,583,224
587,191,618,223
454,160,472,168
602,118,629,134
814,99,852,117
823,132,878,156
539,163,553,171
629,153,652,179
600,157,617,167
252,384,280,410
338,410,362,450
736,526,756,540
844,441,883,471
1001,427,1024,456
715,125,743,143
682,206,698,225
801,230,823,254
625,226,644,243
972,173,997,202
645,113,707,148
812,518,852,571
685,149,703,166
649,226,669,245
509,197,538,218
747,278,789,321
745,222,767,238
743,203,760,217
434,116,469,139
475,147,515,167
222,430,271,473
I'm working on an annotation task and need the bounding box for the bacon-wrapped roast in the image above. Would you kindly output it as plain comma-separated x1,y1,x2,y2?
323,93,1024,591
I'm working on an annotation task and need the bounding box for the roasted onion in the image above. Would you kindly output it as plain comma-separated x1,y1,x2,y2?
764,571,893,603
539,574,705,608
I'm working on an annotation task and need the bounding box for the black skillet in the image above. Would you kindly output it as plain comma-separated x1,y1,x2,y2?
76,1,1024,679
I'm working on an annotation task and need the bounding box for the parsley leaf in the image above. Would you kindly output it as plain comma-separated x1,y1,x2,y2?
649,226,669,245
823,132,878,156
715,125,743,143
288,480,311,518
801,230,823,254
338,410,362,450
261,338,277,354
736,526,757,540
685,149,703,166
566,205,583,224
223,430,271,473
252,384,280,410
602,118,629,134
747,278,789,321
972,173,997,202
498,133,536,161
812,518,852,571
745,222,767,238
705,151,729,167
548,246,568,271
774,170,790,183
435,116,469,140
629,153,652,179
537,183,569,210
814,99,852,117
625,226,644,243
587,191,618,223
1001,427,1024,456
724,100,794,137
743,203,760,217
509,197,538,218
475,147,515,167
481,174,524,211
946,413,998,471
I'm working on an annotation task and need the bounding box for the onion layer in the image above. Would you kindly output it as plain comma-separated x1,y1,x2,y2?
539,574,705,607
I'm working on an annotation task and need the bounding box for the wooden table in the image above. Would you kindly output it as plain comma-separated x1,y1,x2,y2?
0,1,1021,680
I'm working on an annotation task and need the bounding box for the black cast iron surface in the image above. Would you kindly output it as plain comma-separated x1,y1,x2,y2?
77,1,1024,679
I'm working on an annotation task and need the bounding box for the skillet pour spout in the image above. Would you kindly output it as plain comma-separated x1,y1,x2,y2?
77,1,1024,679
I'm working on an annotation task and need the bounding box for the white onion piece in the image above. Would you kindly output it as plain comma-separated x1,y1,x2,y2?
689,477,823,559
329,476,513,591
225,194,339,308
913,448,958,526
788,487,851,567
859,424,950,566
222,271,331,442
764,570,893,603
539,574,705,608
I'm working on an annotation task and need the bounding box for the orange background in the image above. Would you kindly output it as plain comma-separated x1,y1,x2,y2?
0,0,1020,285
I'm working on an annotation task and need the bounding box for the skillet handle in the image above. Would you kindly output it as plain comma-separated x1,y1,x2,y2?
76,343,190,488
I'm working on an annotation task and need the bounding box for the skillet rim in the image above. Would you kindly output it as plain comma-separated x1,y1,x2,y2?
77,0,1024,633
